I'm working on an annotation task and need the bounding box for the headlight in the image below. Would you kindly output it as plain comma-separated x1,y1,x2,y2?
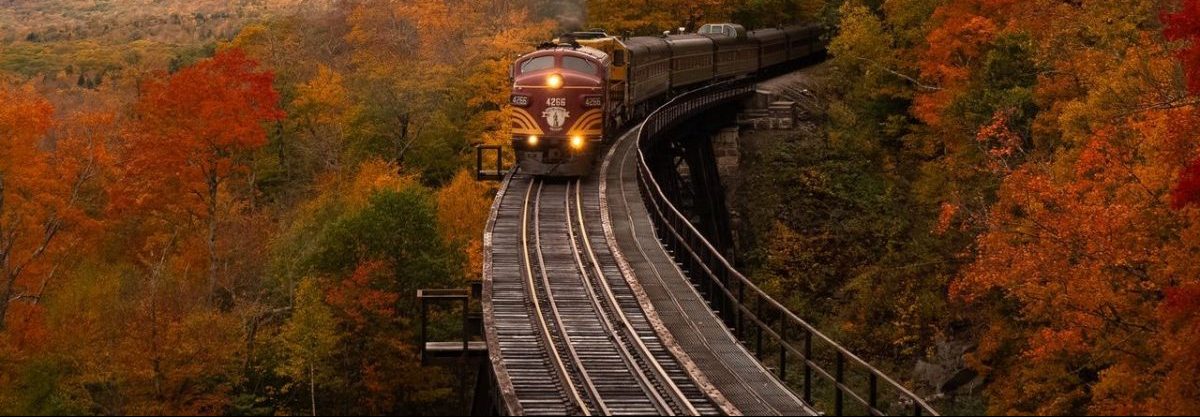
570,135,585,150
546,74,563,89
510,95,530,107
527,135,539,146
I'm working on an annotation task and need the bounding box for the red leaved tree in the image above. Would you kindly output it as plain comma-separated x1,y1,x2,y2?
121,49,284,304
1165,0,1200,209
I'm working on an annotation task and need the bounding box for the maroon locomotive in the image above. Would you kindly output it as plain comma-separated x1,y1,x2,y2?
509,46,611,177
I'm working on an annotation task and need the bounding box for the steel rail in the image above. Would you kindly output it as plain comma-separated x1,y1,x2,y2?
568,179,700,416
521,179,594,415
561,181,671,415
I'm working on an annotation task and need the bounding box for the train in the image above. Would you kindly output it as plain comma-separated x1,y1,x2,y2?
509,23,825,176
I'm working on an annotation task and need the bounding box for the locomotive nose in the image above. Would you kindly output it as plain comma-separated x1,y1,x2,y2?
508,49,607,176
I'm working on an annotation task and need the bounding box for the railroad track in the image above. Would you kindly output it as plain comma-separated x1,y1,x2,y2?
491,174,720,415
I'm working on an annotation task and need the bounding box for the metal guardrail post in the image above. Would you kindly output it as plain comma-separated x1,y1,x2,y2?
420,293,429,365
755,300,764,358
835,352,845,416
476,146,484,179
736,280,745,340
720,267,732,327
804,330,813,404
779,317,788,380
462,295,470,353
870,372,879,415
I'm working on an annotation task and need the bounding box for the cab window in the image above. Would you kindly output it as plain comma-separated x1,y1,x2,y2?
562,56,597,74
520,56,555,73
699,24,729,36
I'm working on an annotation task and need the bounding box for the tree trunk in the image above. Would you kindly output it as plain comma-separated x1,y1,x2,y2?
0,174,8,331
207,171,219,306
310,361,317,416
0,275,11,331
277,121,290,181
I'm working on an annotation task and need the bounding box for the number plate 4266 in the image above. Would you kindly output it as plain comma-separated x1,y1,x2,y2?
546,97,566,107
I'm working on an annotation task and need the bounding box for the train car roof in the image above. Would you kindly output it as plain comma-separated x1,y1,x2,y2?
749,27,787,41
664,33,713,49
623,36,669,48
782,24,823,36
704,33,754,46
622,36,671,56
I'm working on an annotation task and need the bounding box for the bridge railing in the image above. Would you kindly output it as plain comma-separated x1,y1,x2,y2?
634,79,940,416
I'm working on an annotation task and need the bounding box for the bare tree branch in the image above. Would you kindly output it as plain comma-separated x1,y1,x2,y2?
850,55,943,91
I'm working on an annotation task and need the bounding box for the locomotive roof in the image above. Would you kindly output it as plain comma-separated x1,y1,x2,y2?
564,31,609,40
527,44,610,63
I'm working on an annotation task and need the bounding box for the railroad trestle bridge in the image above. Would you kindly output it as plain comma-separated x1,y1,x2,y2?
421,78,940,416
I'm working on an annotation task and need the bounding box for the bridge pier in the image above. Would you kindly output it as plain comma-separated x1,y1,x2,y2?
628,80,940,417
643,106,740,262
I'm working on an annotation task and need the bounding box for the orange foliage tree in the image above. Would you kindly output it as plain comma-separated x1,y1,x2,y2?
0,85,109,332
947,1,1200,413
436,170,493,281
0,84,55,332
587,0,743,34
828,0,1200,413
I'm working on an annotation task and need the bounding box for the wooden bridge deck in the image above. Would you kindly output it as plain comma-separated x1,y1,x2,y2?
482,167,727,415
481,124,815,415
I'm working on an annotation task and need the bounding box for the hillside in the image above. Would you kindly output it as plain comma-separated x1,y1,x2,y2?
0,0,319,77
0,0,316,43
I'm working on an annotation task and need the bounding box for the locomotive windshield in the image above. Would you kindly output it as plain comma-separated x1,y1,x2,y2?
520,56,555,73
562,56,598,75
518,55,600,76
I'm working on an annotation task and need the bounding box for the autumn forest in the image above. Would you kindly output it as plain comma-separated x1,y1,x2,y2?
0,0,1199,416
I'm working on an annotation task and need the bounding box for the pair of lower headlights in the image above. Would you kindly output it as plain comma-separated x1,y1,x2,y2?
527,135,586,150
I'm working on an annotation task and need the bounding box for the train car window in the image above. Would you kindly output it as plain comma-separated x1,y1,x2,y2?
563,56,598,74
613,50,626,66
520,56,555,73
